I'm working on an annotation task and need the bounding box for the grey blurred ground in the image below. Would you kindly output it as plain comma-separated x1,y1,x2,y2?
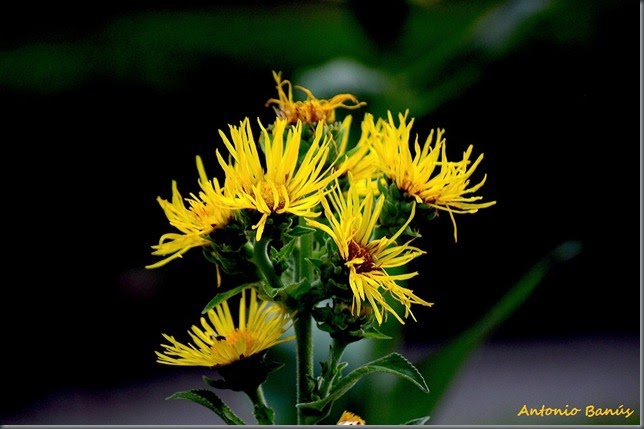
3,335,639,425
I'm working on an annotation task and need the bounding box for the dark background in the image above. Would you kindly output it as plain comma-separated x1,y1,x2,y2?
1,0,639,423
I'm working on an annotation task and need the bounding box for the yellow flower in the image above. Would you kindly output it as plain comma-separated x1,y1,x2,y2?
156,288,294,368
265,71,365,124
215,117,341,241
306,179,432,325
370,110,496,241
336,113,381,188
337,410,366,425
146,156,232,269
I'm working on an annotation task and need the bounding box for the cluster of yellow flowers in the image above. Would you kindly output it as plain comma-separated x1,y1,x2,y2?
147,71,495,425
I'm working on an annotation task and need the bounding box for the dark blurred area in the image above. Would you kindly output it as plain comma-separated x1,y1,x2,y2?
0,0,639,424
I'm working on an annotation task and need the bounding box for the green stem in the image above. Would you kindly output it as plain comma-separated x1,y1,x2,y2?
295,216,315,424
246,385,275,425
294,311,314,424
320,338,348,398
299,228,314,281
252,237,284,291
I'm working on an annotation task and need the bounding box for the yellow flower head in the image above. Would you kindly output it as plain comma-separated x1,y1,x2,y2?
371,110,496,242
215,117,342,241
337,410,366,425
156,288,294,368
335,113,384,194
265,71,366,124
146,156,233,269
306,179,433,325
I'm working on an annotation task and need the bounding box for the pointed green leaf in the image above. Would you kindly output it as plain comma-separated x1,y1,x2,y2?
270,238,296,264
307,257,324,269
201,282,261,314
362,326,393,340
168,389,246,425
297,352,428,412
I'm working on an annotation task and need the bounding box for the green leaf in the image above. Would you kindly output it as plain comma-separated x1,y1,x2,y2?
297,352,428,413
307,257,324,269
402,416,430,425
253,401,275,425
270,238,296,265
377,240,583,423
167,389,246,425
288,225,317,237
201,282,261,314
278,277,312,302
362,326,393,340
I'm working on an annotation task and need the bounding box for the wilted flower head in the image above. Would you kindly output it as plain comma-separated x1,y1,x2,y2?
265,71,365,124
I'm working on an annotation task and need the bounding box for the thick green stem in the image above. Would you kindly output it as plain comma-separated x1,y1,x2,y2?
294,311,314,424
246,385,275,425
252,237,284,291
295,215,315,424
299,229,314,281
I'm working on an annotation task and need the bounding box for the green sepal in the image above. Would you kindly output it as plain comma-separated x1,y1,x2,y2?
362,326,393,340
263,359,286,374
312,300,375,343
376,178,425,239
201,283,260,314
167,389,246,425
402,416,431,425
203,375,229,390
297,352,428,413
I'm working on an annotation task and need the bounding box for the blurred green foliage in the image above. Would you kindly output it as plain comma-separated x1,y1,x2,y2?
0,0,632,424
0,0,612,119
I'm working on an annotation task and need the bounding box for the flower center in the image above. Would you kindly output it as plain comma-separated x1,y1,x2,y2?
211,329,256,359
256,180,286,211
347,240,378,274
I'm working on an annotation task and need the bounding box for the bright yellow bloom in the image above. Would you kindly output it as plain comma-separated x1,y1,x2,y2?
265,71,365,124
215,117,342,241
306,179,432,325
370,111,496,242
335,113,381,189
146,156,232,269
156,288,294,368
337,410,366,425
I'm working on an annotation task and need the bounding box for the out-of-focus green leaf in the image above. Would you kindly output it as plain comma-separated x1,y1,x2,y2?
369,240,582,424
0,5,372,93
1,0,611,104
